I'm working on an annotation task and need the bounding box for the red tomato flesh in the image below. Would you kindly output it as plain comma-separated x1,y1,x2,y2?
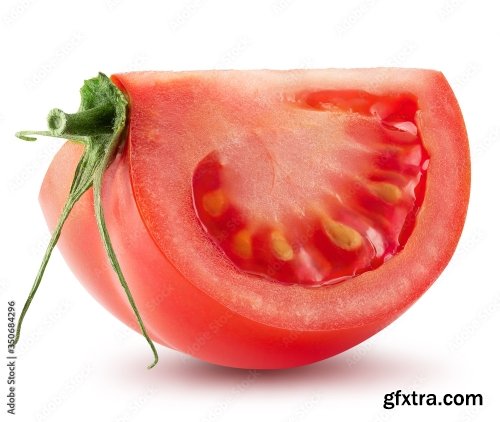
192,90,428,285
41,69,469,368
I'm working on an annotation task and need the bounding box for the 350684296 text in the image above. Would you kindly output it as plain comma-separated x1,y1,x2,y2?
6,301,16,415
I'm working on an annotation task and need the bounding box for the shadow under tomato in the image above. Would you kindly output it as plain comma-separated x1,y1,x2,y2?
108,342,449,392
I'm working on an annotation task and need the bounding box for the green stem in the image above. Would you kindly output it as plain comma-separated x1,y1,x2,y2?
15,74,158,368
47,104,115,137
94,165,159,368
14,176,90,345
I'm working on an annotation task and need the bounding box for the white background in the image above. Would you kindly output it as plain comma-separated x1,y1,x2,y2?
0,0,498,421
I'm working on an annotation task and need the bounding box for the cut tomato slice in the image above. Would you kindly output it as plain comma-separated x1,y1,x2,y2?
39,69,470,368
191,90,427,285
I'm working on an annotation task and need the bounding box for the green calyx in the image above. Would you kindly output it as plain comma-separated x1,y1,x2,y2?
15,73,158,369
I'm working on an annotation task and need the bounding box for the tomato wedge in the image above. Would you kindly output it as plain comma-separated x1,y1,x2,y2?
25,69,469,369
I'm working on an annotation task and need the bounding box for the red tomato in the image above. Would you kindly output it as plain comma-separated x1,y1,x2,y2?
39,69,469,369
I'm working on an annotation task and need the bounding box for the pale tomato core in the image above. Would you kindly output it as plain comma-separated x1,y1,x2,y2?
192,90,428,286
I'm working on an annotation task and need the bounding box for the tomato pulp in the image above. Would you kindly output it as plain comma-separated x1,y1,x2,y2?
39,69,469,369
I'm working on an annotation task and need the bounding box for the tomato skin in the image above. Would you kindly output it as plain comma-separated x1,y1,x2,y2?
40,69,470,369
41,142,390,368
